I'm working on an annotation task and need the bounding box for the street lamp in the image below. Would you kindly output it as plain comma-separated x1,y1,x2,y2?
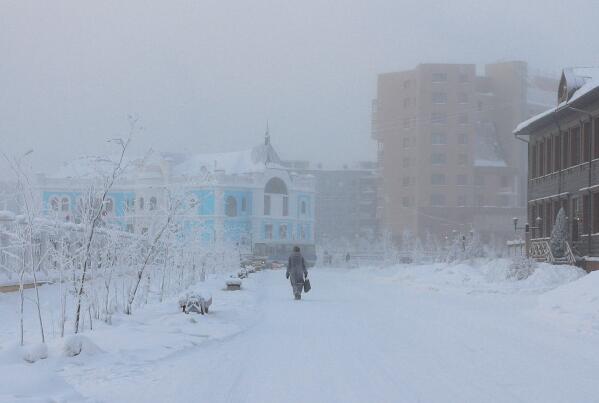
513,217,531,233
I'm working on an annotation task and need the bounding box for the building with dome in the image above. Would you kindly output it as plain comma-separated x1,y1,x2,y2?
37,138,315,258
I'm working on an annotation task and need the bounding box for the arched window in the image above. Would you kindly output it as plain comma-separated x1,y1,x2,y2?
283,196,288,216
225,196,237,217
264,177,288,195
150,197,157,211
61,197,70,212
139,197,145,210
50,197,59,211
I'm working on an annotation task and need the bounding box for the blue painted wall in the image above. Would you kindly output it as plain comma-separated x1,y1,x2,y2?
223,190,252,217
297,193,312,219
187,189,215,215
43,190,134,218
260,219,294,241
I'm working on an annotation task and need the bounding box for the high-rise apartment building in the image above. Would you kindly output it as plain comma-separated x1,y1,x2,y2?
372,62,557,242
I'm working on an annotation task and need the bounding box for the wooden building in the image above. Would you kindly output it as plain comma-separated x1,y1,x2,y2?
514,67,599,270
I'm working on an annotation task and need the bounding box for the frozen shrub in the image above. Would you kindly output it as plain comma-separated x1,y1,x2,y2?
445,237,463,263
62,335,101,357
550,207,567,258
22,343,48,363
507,256,537,280
63,335,84,357
178,292,212,314
465,231,485,259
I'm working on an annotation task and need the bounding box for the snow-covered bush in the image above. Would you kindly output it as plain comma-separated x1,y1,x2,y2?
62,335,101,357
178,292,212,314
464,231,485,260
445,231,486,263
63,335,84,357
22,343,48,363
445,237,463,263
550,207,567,258
507,256,537,281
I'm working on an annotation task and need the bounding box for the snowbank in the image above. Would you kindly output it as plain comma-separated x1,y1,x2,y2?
537,271,599,333
22,343,48,363
379,259,585,294
63,335,103,357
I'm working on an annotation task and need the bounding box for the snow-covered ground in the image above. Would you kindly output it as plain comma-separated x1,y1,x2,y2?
2,260,599,402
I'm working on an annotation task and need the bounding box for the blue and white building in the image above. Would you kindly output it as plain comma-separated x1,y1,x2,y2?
37,139,315,253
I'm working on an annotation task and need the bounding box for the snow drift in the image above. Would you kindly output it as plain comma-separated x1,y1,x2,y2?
380,258,585,294
537,270,599,333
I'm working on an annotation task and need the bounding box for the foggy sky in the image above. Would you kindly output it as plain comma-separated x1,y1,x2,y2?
2,0,599,177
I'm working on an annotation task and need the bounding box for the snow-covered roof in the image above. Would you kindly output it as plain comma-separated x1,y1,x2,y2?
561,67,599,101
48,143,283,180
48,156,134,179
515,67,599,135
170,143,282,177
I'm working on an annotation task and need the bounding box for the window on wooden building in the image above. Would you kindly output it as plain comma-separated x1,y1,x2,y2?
545,201,551,238
583,122,591,162
554,134,561,171
530,143,537,178
562,132,569,169
546,136,552,173
571,126,580,166
594,118,599,159
538,204,545,237
539,141,545,176
572,198,580,242
593,193,599,233
583,194,591,234
529,205,539,238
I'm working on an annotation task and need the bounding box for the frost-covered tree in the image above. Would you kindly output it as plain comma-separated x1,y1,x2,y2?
550,207,567,258
445,230,485,263
2,150,47,345
74,137,130,333
444,236,463,263
381,230,399,266
464,230,485,260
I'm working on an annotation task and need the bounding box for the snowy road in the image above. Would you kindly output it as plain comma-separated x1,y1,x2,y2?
73,267,599,403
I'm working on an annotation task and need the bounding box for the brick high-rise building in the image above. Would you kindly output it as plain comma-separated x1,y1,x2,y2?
372,62,557,243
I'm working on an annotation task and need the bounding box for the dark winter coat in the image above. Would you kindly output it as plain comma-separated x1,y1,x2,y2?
286,252,308,284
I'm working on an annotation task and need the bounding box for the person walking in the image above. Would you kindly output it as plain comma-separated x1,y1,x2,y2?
286,246,308,300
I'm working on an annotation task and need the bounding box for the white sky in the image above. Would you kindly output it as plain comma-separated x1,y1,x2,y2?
2,0,599,176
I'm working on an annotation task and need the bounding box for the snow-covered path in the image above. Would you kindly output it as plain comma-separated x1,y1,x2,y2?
74,268,599,403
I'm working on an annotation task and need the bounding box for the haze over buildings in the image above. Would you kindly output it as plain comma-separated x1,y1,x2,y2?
2,0,599,178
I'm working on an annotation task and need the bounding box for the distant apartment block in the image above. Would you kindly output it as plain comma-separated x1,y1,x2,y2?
372,61,557,242
282,161,379,245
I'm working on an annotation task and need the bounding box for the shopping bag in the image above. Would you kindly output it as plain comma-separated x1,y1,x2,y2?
303,278,311,293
